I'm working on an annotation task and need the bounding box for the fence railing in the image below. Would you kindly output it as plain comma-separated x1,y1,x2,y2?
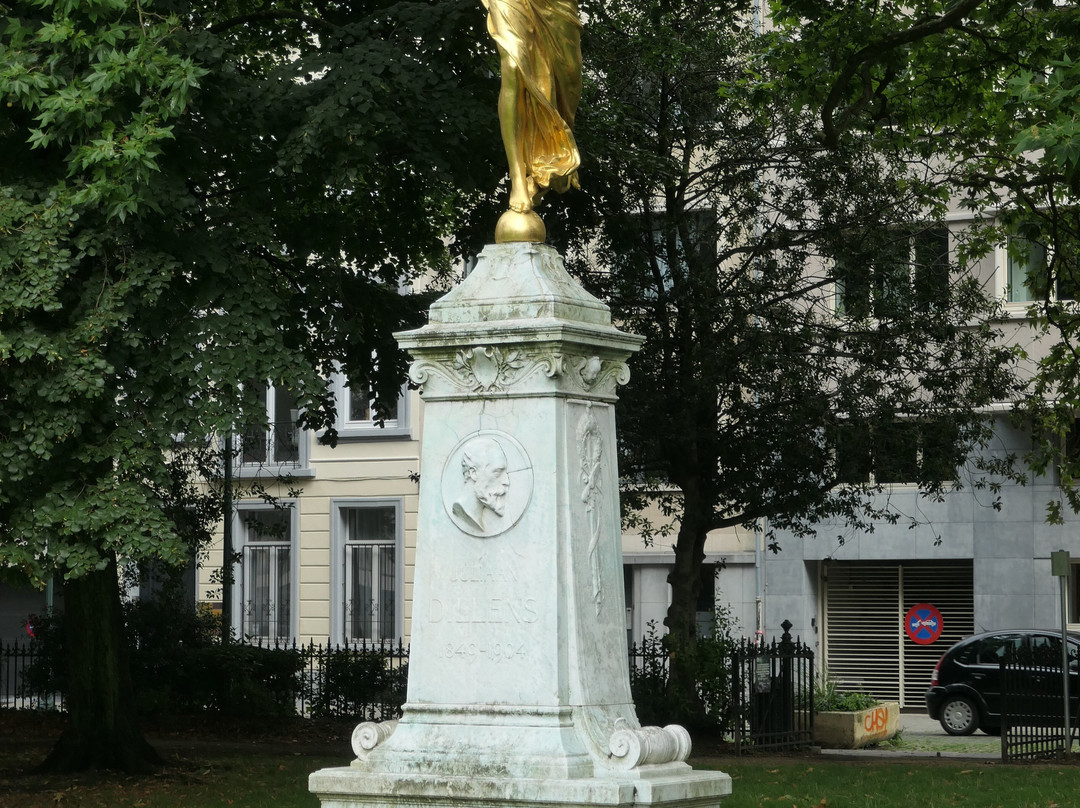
1,640,64,711
295,639,409,720
1,638,409,720
1001,653,1077,762
5,625,812,756
730,620,814,754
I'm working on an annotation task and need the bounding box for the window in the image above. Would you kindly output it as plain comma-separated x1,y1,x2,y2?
1067,562,1080,626
1001,234,1078,304
1027,634,1079,666
1058,417,1080,484
974,634,1022,665
834,420,960,485
331,500,402,643
239,381,305,470
332,373,409,438
835,226,950,318
236,505,296,643
130,555,197,605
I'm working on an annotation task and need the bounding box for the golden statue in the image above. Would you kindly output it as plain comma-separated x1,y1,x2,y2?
481,0,582,243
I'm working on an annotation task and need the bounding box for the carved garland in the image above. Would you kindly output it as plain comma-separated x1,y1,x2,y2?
409,345,563,393
577,404,604,615
409,346,630,396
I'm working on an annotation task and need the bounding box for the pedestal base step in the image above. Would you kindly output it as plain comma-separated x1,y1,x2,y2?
309,767,732,808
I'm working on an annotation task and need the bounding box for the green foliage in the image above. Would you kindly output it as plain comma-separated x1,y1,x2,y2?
18,613,65,704
305,647,408,720
2,0,500,764
628,627,670,727
571,0,1021,717
630,608,739,732
814,675,879,714
22,598,303,716
767,1,1080,520
20,597,416,719
0,0,502,586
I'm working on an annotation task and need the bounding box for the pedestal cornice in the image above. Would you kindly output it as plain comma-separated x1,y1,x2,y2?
395,244,642,401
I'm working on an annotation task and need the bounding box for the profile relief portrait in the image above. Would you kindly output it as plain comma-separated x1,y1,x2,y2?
443,432,532,537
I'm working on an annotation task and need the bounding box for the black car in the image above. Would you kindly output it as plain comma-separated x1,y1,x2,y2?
924,629,1080,735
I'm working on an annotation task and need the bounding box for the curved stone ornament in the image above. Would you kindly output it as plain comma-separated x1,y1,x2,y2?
351,720,398,759
608,720,692,770
572,355,631,396
409,346,565,397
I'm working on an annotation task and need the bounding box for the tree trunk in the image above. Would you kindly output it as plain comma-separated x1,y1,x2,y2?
40,556,162,772
663,502,709,726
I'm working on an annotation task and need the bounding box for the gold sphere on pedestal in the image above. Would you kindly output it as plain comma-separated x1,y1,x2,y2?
495,209,546,244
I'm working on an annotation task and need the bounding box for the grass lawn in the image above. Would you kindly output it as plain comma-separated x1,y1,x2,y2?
715,758,1080,808
1,751,343,808
3,715,1080,808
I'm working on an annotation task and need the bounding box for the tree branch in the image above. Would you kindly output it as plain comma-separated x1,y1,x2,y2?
208,10,339,37
821,0,988,146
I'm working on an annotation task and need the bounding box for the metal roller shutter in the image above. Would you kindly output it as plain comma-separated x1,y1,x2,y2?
823,560,973,708
901,563,973,706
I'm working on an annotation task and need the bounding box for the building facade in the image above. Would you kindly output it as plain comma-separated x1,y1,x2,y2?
697,214,1080,708
199,376,421,646
193,213,1080,717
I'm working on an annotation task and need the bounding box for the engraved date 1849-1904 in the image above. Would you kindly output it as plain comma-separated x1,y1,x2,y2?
443,640,528,662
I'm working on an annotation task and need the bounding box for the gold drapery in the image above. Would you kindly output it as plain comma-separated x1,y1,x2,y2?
482,0,582,195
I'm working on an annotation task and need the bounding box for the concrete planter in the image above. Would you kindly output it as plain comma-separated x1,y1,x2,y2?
813,701,900,749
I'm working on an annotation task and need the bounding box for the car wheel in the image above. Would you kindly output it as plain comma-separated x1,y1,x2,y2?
939,695,978,736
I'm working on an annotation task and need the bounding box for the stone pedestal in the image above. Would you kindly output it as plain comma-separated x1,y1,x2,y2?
309,243,731,808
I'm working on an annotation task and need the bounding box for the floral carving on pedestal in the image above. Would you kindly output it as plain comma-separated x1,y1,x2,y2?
452,346,525,392
577,404,605,615
572,355,631,395
409,345,565,394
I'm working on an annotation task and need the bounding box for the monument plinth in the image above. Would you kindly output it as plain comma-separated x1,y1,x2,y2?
309,243,731,808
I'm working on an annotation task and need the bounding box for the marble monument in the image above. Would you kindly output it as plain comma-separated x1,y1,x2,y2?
308,242,732,808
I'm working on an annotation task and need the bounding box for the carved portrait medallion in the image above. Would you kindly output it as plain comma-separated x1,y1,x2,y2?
442,431,533,538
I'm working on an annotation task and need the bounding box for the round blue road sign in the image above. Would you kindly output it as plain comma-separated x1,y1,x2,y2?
905,602,943,645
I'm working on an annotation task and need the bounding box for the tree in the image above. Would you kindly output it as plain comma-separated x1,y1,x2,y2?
564,0,1020,722
0,0,501,771
766,1,1080,519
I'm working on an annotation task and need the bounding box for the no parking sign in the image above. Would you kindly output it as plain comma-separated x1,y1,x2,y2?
904,602,943,645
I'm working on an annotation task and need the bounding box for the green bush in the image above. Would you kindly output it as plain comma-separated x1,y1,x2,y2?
305,647,408,720
22,596,303,717
813,674,879,713
629,605,739,732
19,612,65,702
629,629,670,726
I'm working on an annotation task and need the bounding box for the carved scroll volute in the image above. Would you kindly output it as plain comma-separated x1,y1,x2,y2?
573,355,631,397
608,720,692,770
352,720,398,759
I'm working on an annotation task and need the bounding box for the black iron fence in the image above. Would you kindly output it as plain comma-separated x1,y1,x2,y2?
1001,654,1077,763
1,638,409,720
6,625,811,756
296,640,408,720
1,640,63,711
730,620,814,754
629,619,815,754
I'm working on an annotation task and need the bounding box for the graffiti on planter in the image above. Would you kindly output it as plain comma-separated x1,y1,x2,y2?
863,706,890,737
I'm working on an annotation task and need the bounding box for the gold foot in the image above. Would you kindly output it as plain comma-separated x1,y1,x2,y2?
495,208,546,244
